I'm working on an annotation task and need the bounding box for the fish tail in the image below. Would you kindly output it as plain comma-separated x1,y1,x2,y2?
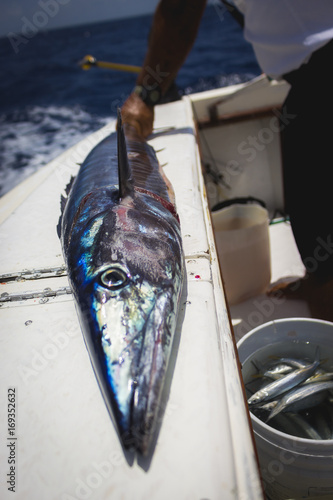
266,403,281,422
314,345,320,362
314,345,328,367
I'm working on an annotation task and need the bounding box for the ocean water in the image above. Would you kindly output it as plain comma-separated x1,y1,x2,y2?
0,4,260,196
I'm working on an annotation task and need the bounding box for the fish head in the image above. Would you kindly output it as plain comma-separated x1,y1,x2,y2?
68,194,184,454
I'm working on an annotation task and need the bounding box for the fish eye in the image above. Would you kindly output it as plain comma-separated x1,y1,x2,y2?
100,267,129,290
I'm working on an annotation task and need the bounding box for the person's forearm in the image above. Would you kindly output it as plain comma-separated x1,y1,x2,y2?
137,0,207,95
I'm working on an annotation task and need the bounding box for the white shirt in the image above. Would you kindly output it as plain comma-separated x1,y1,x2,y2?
232,0,333,77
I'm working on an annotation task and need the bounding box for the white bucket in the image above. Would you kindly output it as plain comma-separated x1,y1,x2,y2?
211,201,271,305
237,318,333,500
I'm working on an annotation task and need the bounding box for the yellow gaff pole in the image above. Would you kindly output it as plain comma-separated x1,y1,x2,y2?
79,55,141,73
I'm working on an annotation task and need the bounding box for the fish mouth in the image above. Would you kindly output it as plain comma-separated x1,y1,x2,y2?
126,291,176,456
119,381,156,455
88,282,179,456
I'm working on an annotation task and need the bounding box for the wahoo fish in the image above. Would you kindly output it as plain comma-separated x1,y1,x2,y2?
57,110,184,455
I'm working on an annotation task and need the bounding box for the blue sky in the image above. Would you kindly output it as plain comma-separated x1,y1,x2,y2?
0,0,160,37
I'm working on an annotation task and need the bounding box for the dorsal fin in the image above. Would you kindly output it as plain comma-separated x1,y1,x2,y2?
65,175,76,196
117,109,134,199
56,176,76,239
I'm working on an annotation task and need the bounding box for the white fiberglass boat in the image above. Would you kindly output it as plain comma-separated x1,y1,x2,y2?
0,75,309,500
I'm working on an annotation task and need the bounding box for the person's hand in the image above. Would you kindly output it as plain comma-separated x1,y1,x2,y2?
121,93,154,138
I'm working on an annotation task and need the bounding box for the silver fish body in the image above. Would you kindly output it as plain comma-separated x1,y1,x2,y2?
304,371,333,384
262,363,294,379
247,349,320,407
58,113,184,455
266,381,333,422
269,356,310,369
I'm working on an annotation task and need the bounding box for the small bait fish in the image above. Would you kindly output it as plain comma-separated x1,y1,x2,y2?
245,347,333,439
247,347,321,407
266,381,333,422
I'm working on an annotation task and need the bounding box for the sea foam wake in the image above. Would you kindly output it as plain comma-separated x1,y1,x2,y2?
0,105,109,196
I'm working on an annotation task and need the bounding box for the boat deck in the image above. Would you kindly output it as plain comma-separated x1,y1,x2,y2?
0,97,263,499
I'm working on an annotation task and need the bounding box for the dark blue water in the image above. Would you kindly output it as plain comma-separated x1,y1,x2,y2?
0,4,260,196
